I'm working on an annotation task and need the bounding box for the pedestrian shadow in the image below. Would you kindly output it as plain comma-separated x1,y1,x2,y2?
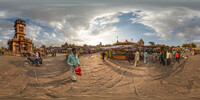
27,77,72,87
8,58,25,68
27,67,70,78
106,58,146,71
150,59,187,81
103,61,149,78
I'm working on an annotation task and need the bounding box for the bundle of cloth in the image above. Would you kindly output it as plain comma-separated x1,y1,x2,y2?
74,67,82,76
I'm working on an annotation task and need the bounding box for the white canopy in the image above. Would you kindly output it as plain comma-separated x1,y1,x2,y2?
100,45,134,49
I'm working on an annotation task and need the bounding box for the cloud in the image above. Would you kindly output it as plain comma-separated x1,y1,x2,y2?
49,21,64,30
3,36,9,39
51,33,56,38
26,24,42,40
131,7,200,42
91,26,117,36
43,32,50,38
0,20,13,36
143,33,156,36
192,40,200,43
95,14,120,25
43,32,56,38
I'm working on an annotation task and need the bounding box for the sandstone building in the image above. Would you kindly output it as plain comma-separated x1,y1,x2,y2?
113,39,144,46
7,19,33,53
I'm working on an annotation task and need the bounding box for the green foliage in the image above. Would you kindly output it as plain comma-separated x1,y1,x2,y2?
32,43,35,49
149,41,155,45
182,43,197,48
191,43,197,48
41,45,46,49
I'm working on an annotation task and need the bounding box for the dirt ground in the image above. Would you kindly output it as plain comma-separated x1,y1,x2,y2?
0,53,200,100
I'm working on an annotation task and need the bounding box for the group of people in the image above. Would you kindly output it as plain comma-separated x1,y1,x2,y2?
66,48,185,81
132,49,182,67
32,50,43,65
101,50,112,61
101,49,182,67
155,50,181,65
0,49,4,56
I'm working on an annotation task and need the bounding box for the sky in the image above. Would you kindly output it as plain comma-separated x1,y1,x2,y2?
0,0,200,47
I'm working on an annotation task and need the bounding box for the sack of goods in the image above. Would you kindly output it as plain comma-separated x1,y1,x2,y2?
74,67,82,76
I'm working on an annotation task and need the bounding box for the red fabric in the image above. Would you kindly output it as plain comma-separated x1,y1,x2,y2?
176,53,179,58
74,67,82,76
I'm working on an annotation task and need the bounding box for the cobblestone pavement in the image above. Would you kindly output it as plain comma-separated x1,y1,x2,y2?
0,53,200,100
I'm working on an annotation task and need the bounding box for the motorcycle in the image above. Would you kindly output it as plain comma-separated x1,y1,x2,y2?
23,57,43,67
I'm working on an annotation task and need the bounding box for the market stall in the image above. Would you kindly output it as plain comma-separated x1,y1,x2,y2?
101,45,138,60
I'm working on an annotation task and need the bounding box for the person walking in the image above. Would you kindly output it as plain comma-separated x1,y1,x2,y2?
160,50,166,65
67,48,80,81
126,52,130,62
134,50,140,67
129,52,133,61
152,51,157,62
0,49,2,56
140,51,144,61
105,51,108,59
144,50,148,63
101,52,106,61
166,50,172,65
176,51,180,63
2,49,4,55
172,50,176,59
109,50,112,58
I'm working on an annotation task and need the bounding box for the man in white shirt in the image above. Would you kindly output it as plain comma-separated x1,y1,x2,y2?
144,50,148,63
166,50,172,65
33,50,39,65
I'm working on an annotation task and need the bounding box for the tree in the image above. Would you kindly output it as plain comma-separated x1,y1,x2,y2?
149,41,155,45
182,43,197,48
32,43,35,49
83,44,88,47
166,46,169,49
41,45,46,49
191,43,197,48
182,44,189,47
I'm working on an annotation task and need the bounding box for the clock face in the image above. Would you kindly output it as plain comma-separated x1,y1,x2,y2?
19,24,23,27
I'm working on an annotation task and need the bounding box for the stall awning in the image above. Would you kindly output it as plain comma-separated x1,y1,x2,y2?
100,45,135,49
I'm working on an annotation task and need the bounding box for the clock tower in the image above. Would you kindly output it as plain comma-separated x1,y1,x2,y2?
7,19,33,54
14,19,26,39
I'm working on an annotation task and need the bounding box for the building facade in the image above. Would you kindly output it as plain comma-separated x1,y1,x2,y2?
113,39,144,46
7,19,33,54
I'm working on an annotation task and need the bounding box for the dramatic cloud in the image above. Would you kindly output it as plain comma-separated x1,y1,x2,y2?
0,20,13,36
131,7,200,42
26,24,42,41
193,40,200,43
91,26,117,36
